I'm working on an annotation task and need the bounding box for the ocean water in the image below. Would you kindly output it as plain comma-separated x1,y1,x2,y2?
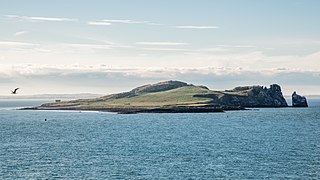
0,100,319,179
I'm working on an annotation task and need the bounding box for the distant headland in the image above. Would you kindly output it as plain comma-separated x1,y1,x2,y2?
22,80,308,114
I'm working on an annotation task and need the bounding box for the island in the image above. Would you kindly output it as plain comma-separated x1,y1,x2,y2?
22,80,300,114
292,91,308,107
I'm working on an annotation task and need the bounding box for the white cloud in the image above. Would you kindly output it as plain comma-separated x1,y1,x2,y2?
88,19,162,26
64,43,113,50
199,48,230,52
0,41,39,46
175,25,220,29
217,45,257,48
102,19,149,24
1,64,319,95
63,42,132,50
136,41,188,46
2,40,320,72
87,21,112,26
142,47,188,51
5,15,78,22
0,64,315,80
14,31,28,36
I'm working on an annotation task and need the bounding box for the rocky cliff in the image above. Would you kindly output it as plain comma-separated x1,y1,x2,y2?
292,91,308,107
218,84,288,107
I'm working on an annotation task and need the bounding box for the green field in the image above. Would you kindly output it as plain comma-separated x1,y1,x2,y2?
42,86,225,109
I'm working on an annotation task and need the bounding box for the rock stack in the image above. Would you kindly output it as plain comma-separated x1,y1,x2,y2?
292,91,308,107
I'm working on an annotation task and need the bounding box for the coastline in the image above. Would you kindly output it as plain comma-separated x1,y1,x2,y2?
20,106,247,114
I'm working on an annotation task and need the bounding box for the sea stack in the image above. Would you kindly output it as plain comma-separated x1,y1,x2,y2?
292,91,308,107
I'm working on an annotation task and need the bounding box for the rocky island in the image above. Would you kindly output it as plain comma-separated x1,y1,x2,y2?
22,80,305,114
292,91,308,107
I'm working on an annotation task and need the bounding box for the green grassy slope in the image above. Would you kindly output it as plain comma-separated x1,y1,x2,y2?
90,86,221,108
41,86,224,109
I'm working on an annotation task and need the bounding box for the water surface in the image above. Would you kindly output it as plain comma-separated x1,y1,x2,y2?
0,100,319,179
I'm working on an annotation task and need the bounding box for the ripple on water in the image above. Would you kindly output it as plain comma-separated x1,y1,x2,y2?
0,105,319,179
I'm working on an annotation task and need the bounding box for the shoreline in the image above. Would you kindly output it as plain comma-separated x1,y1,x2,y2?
20,106,247,114
18,105,311,114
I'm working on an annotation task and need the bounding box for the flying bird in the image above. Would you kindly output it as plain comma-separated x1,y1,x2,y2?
11,88,19,94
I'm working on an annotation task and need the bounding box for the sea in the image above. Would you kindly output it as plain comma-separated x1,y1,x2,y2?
0,99,319,179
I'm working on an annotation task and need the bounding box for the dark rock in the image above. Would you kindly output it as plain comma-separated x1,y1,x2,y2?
292,91,308,107
219,84,288,107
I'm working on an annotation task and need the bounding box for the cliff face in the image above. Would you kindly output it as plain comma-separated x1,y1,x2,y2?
218,84,288,107
292,92,308,107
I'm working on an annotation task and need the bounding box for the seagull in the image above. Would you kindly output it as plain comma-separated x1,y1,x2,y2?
11,88,19,94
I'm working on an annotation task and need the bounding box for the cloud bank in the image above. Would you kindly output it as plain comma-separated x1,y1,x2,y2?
1,64,319,95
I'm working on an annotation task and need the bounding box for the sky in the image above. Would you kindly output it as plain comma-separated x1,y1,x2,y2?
1,0,320,95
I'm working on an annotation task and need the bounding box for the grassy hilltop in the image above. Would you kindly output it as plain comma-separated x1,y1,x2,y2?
38,81,222,109
71,86,219,108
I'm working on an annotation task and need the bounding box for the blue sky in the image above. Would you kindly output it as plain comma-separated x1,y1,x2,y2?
1,0,320,95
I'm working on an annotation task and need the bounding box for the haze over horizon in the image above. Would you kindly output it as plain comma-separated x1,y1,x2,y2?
1,0,320,95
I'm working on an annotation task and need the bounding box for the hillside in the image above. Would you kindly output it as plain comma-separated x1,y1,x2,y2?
25,80,289,113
